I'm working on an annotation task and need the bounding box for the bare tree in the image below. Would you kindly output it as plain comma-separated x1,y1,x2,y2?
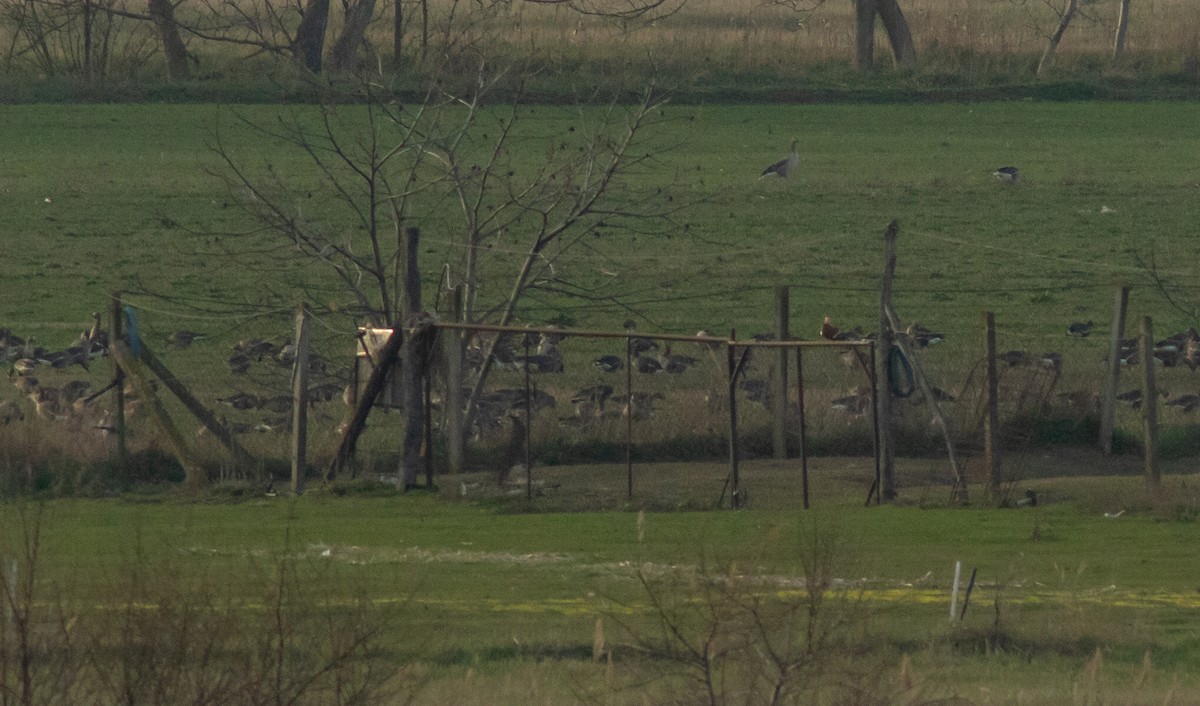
1037,0,1079,75
855,0,916,70
327,0,376,72
1112,0,1131,60
208,67,686,449
292,0,330,73
767,0,916,70
147,0,188,79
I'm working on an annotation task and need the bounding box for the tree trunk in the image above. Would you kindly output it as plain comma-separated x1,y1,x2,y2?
148,0,190,80
1037,0,1079,76
854,0,877,70
329,0,377,73
877,0,916,68
1112,0,1132,61
292,0,331,73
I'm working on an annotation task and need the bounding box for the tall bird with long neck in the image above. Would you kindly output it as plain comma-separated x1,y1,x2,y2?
760,137,800,179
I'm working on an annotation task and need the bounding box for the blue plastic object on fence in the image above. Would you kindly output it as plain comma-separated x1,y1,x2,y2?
125,306,141,357
888,345,915,399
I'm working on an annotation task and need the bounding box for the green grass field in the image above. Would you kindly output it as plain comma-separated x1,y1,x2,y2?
5,99,1200,703
3,100,1200,455
4,465,1200,703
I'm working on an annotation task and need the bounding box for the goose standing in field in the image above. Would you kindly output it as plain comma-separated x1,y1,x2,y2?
1165,392,1200,412
1067,321,1093,337
993,166,1019,183
760,137,800,179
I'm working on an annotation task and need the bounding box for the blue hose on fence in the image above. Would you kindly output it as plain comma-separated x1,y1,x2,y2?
125,306,141,358
888,345,915,399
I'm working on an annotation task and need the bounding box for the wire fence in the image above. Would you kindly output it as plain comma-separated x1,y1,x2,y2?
3,285,1196,505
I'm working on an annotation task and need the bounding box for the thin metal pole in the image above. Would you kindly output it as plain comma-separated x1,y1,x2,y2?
109,292,127,473
727,328,740,510
523,333,533,501
626,336,633,501
869,341,881,506
773,285,789,459
796,346,809,510
424,353,433,489
983,311,1000,501
291,304,310,495
1100,286,1130,455
1140,316,1160,492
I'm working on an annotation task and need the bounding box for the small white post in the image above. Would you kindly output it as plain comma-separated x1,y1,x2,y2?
949,560,962,623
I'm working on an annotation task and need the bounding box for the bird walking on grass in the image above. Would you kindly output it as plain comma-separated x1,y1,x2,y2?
993,166,1019,183
760,137,799,179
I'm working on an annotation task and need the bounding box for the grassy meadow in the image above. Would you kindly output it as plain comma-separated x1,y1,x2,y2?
3,99,1200,465
4,466,1200,703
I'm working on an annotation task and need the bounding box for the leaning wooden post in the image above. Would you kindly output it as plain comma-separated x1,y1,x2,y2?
109,342,206,486
137,345,253,470
875,220,899,501
983,311,1001,501
772,285,790,460
1100,286,1131,455
330,329,403,479
291,304,311,495
109,292,127,473
1140,316,1160,492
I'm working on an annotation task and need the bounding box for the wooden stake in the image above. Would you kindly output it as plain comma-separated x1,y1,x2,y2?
1140,316,1160,491
291,304,311,495
1100,286,1130,455
983,311,1001,501
109,292,127,473
876,221,898,501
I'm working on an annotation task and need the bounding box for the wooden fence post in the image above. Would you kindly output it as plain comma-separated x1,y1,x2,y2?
1100,286,1130,455
1140,316,1160,491
291,304,311,495
983,311,1001,501
796,346,809,509
875,221,899,501
772,285,789,460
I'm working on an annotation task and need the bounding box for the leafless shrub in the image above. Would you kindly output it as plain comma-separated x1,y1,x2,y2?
0,505,413,705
